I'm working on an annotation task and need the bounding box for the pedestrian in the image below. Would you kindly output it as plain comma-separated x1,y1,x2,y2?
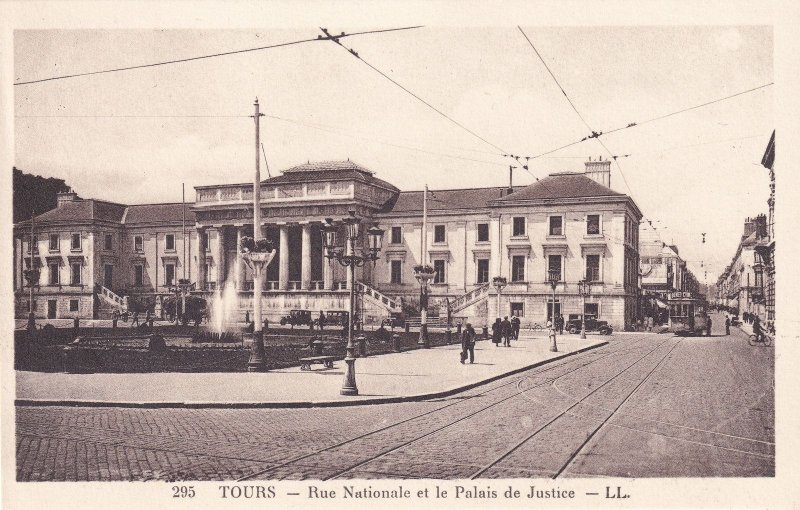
131,310,139,327
245,310,250,324
501,316,512,347
725,315,730,336
491,318,502,347
145,309,153,328
752,315,762,342
547,319,556,346
460,322,476,364
557,314,565,334
318,311,326,331
647,315,653,332
263,317,270,333
706,315,712,337
511,315,521,340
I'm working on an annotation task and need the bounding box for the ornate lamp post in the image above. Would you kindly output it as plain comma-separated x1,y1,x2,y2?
578,279,591,339
321,211,384,396
548,269,560,352
24,213,38,332
492,276,507,320
241,237,276,371
413,264,436,348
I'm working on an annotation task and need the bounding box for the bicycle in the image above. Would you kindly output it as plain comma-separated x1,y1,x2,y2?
528,322,545,332
748,331,773,347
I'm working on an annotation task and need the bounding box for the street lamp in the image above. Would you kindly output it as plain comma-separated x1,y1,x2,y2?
548,269,560,352
578,279,591,339
241,237,276,372
322,211,384,396
492,276,507,320
413,264,436,348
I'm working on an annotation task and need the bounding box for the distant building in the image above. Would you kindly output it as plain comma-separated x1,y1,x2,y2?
14,159,643,330
638,225,701,323
717,214,769,320
756,131,775,326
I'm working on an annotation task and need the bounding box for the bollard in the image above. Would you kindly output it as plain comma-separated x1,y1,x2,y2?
482,325,489,339
392,333,402,352
357,334,367,357
446,328,452,344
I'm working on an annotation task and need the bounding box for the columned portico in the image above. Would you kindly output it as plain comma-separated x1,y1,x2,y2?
197,226,207,289
278,224,289,290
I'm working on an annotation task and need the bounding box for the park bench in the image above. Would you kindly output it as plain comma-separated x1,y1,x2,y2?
299,355,336,371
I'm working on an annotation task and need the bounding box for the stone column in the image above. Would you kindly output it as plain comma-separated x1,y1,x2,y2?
216,227,226,288
323,233,333,290
236,226,245,290
278,224,289,290
197,227,207,289
301,223,312,290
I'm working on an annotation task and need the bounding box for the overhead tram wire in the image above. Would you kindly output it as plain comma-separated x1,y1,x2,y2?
318,27,509,156
516,25,663,239
13,26,423,86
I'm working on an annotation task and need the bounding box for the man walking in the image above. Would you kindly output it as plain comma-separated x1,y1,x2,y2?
753,315,763,343
557,314,565,334
706,315,712,337
511,315,521,340
501,316,512,347
725,315,730,335
460,322,476,364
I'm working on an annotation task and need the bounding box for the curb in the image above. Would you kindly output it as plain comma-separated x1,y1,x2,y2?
15,341,608,409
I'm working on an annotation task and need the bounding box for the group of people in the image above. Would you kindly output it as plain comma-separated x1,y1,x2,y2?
490,316,521,347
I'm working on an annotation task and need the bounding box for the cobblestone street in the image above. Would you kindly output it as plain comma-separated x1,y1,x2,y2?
16,318,774,481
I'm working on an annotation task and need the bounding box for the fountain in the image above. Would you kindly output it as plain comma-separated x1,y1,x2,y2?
197,279,241,343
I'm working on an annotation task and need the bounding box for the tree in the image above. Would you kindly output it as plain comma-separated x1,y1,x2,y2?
13,167,72,222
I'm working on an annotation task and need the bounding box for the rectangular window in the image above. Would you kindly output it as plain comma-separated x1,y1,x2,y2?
548,255,562,281
390,260,402,284
587,214,600,235
511,255,525,282
391,226,402,244
49,234,59,251
165,234,175,251
510,302,524,317
134,265,144,286
165,263,175,286
586,254,601,281
512,217,526,236
477,259,489,284
134,235,143,252
433,260,446,284
104,234,113,251
71,262,81,285
585,302,599,319
71,233,81,250
104,264,113,288
49,262,59,285
549,216,563,236
69,299,79,312
477,223,489,242
434,225,446,243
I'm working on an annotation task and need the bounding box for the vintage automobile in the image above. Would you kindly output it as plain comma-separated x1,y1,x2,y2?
566,314,613,335
162,295,207,326
381,311,406,329
280,309,314,328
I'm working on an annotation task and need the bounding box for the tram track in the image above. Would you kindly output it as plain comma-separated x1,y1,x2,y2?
237,335,657,481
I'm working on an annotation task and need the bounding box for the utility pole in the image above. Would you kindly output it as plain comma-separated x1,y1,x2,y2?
247,97,268,372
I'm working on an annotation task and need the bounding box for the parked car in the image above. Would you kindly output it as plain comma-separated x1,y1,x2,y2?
381,311,406,329
566,314,612,335
280,309,313,328
162,295,207,325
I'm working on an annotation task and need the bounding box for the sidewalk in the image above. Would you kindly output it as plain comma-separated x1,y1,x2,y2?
16,333,606,408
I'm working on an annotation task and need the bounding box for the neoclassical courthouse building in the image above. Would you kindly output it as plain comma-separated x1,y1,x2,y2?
13,158,643,330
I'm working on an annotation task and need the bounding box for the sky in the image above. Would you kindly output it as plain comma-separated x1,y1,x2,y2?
13,26,773,283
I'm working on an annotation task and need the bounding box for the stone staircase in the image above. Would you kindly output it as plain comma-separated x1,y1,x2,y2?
449,283,490,313
357,281,402,312
96,285,128,318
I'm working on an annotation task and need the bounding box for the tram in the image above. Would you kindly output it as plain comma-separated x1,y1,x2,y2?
667,292,708,336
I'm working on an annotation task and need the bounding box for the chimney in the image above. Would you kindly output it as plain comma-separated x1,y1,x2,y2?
584,156,611,188
56,190,79,207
